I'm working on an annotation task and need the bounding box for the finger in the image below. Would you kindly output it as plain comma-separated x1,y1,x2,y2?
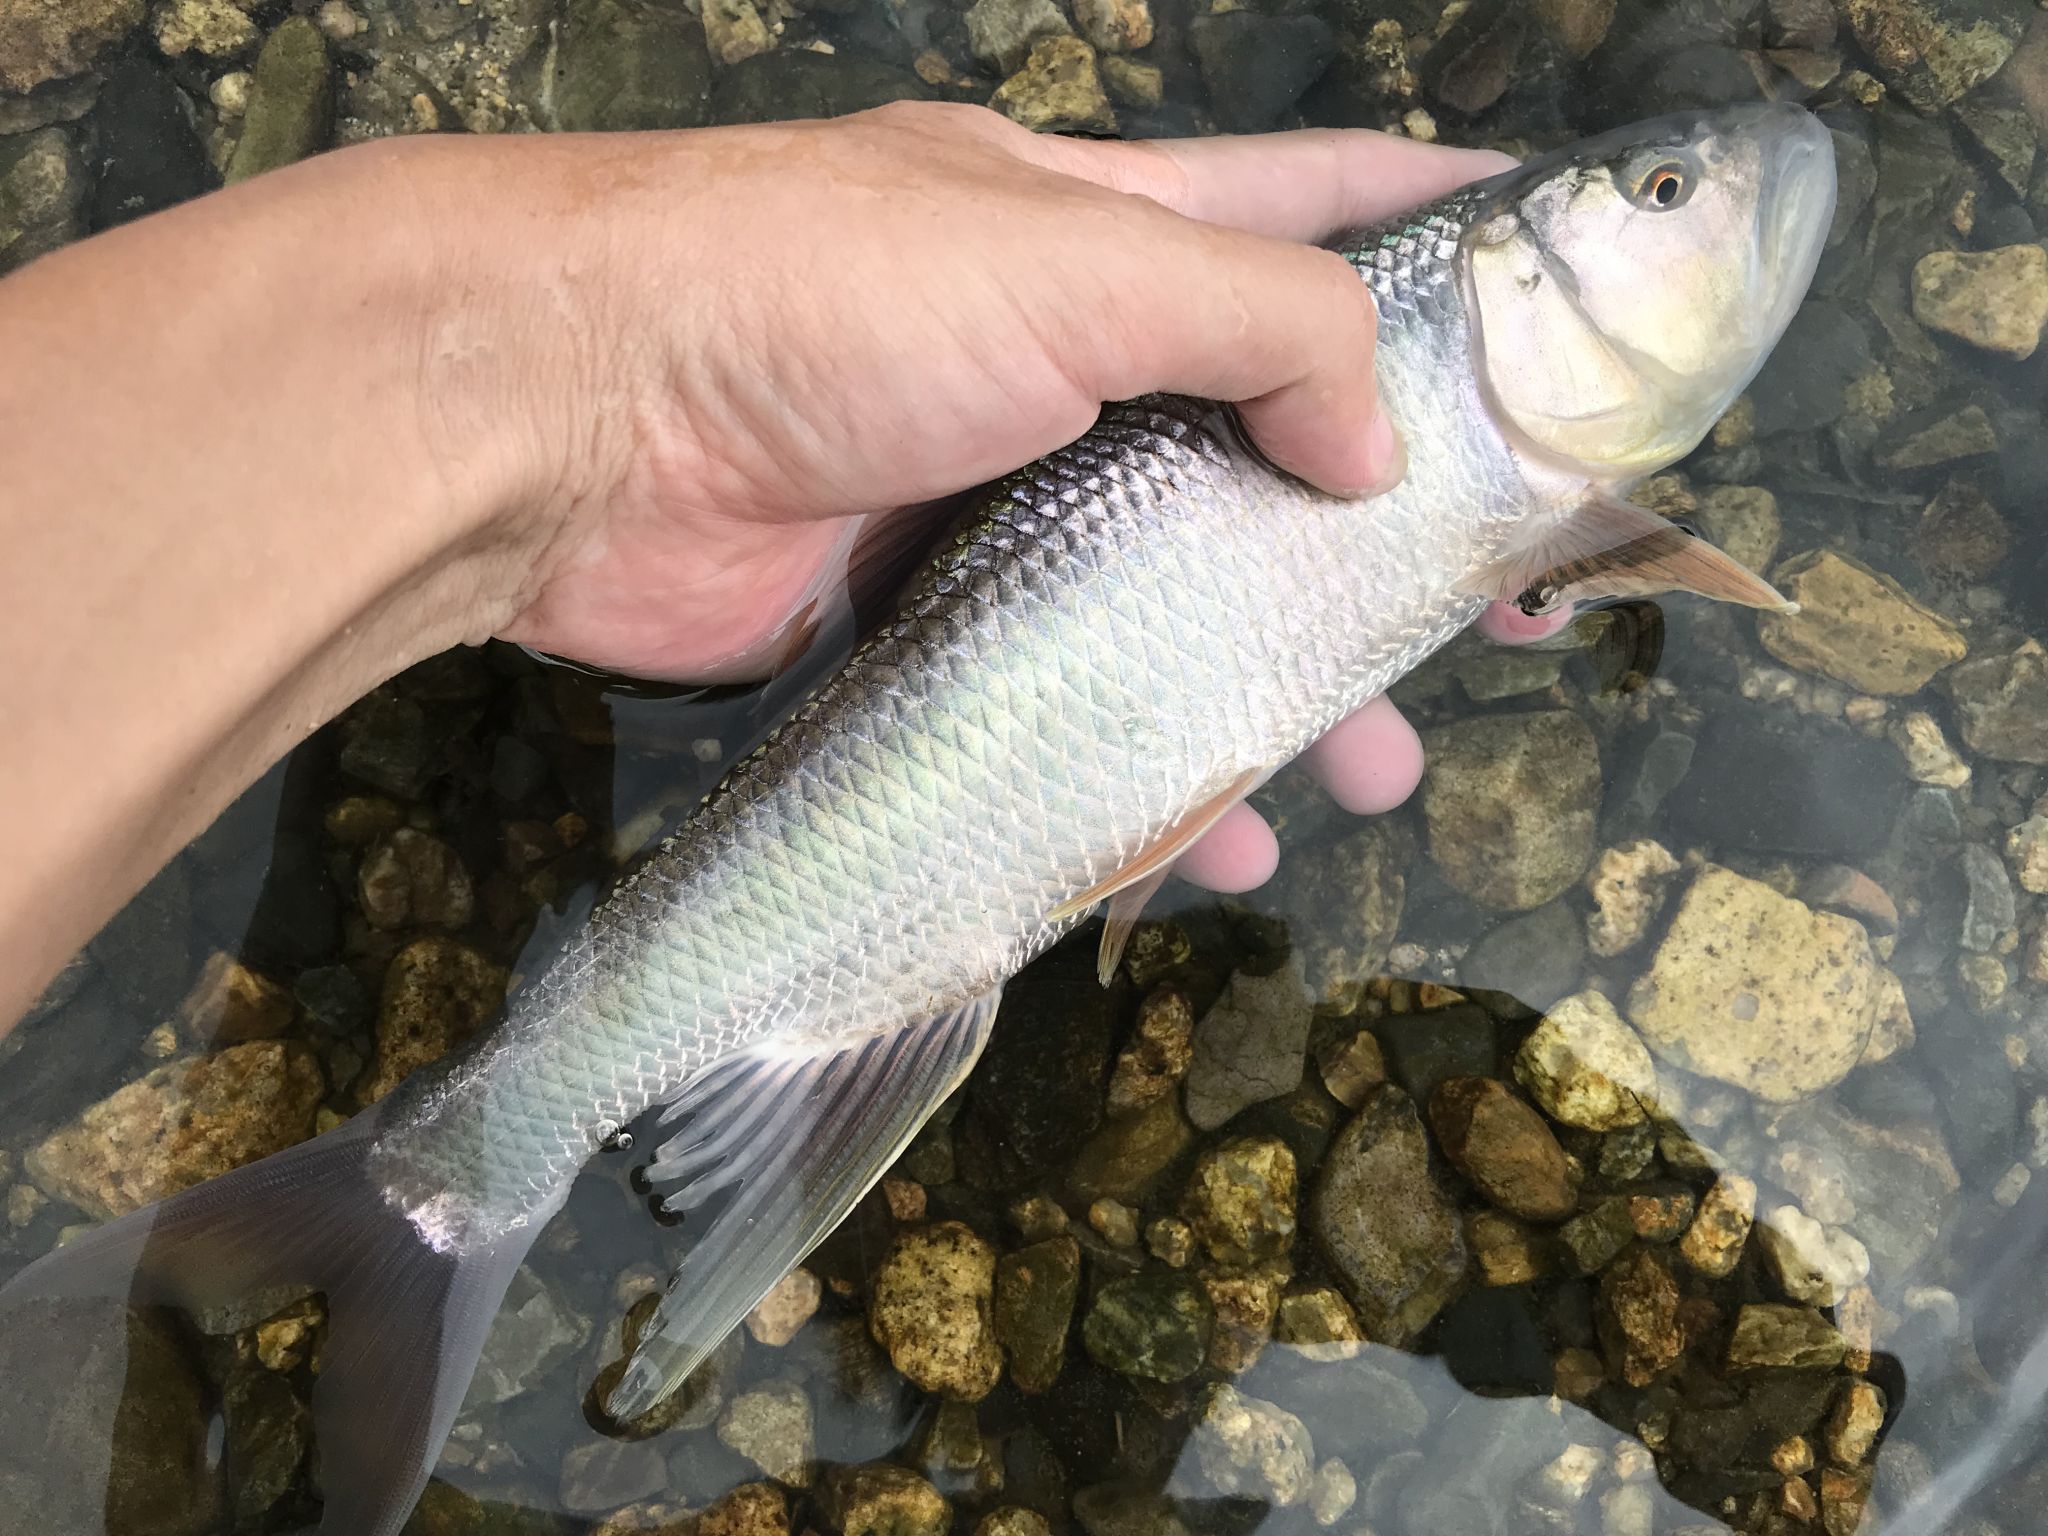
1478,602,1577,645
1033,129,1518,246
1302,695,1425,815
1077,226,1395,495
1174,801,1280,893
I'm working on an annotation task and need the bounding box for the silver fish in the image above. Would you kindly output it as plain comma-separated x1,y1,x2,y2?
4,103,1835,1534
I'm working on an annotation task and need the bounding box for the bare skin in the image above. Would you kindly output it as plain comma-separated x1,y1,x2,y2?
0,103,1560,1031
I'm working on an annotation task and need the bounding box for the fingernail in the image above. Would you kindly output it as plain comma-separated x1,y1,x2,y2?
1355,405,1405,498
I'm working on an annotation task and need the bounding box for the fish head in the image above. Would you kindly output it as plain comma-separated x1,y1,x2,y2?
1463,102,1836,481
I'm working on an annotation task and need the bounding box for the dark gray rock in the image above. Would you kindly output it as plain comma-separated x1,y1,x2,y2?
0,125,84,272
1379,1004,1497,1106
1746,301,1872,434
83,57,213,232
1665,707,1904,860
555,0,712,131
1460,902,1584,1013
1959,844,2016,952
711,50,931,125
1189,12,1334,133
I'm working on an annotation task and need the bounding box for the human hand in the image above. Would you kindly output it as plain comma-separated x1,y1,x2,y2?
405,103,1552,894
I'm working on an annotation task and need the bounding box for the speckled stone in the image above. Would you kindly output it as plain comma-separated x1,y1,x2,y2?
1678,1173,1757,1277
1182,1136,1297,1264
868,1222,1001,1401
1420,711,1601,912
1756,550,1966,694
1514,991,1659,1131
1727,1305,1847,1371
1428,1077,1577,1221
1912,244,2048,359
1187,1382,1314,1504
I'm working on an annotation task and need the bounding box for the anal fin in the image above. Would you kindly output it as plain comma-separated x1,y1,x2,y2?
1458,489,1795,615
606,988,1003,1421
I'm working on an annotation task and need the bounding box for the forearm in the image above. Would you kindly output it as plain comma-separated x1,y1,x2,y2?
0,142,543,1028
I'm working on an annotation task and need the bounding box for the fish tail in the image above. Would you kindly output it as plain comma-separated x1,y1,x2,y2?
0,1105,537,1536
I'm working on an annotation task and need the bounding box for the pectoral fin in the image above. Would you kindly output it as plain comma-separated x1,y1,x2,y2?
608,989,1003,1421
1458,490,1795,616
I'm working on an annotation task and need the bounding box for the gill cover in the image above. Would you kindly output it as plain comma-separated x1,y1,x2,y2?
1465,103,1836,479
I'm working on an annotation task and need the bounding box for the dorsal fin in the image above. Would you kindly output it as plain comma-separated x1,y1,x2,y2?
1458,490,1795,615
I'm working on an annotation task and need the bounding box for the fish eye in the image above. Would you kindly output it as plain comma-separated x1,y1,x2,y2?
1635,162,1692,210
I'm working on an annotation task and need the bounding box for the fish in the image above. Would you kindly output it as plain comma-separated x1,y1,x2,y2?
1,102,1836,1533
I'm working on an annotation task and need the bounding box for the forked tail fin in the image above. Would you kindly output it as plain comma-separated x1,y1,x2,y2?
0,1105,540,1536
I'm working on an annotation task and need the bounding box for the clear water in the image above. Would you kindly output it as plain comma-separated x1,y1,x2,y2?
3,2,2047,1534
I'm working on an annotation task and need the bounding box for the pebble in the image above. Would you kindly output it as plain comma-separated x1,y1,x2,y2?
2008,817,2048,893
1066,1095,1192,1201
26,1040,323,1219
975,1511,1051,1536
1278,820,1405,1010
1678,1173,1756,1277
1309,1458,1356,1526
1468,1209,1550,1286
718,1382,815,1486
225,17,332,183
1181,1135,1297,1264
1696,484,1782,575
1309,1085,1466,1344
1825,1380,1885,1467
0,0,141,92
1081,1271,1211,1382
1948,641,2048,763
1961,842,2017,952
1200,1260,1287,1372
1995,1161,2032,1206
1457,901,1585,1011
1182,959,1312,1130
1187,1382,1314,1504
1071,0,1150,52
561,1439,670,1513
209,69,251,116
0,124,84,272
1087,1198,1138,1247
1756,1205,1870,1307
1881,403,1999,472
1315,1028,1385,1109
1583,840,1681,958
152,0,257,59
1420,711,1601,911
1514,991,1659,1131
1427,1077,1577,1222
1105,987,1195,1117
1911,245,2048,360
746,1268,822,1346
1727,1304,1847,1370
1007,1195,1066,1240
557,0,714,132
1889,711,1971,787
989,36,1114,134
1559,1197,1636,1275
1145,1216,1191,1266
1913,479,2010,580
1626,865,1885,1101
357,827,474,930
470,1268,592,1407
868,1222,1001,1401
360,936,506,1103
702,0,773,66
179,950,293,1044
821,1465,950,1536
964,0,1070,75
1820,1467,1871,1536
1271,1285,1363,1358
1598,1249,1683,1387
1756,549,1967,694
993,1236,1078,1394
1097,53,1161,110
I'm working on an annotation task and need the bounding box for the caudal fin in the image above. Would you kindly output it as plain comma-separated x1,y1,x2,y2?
0,1106,537,1536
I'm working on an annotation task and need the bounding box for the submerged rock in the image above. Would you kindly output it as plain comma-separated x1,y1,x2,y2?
1182,1136,1297,1264
226,16,331,182
1189,11,1335,133
27,1040,323,1219
0,0,142,92
1912,244,2048,359
1727,1304,1846,1370
1310,1085,1466,1344
1071,0,1150,54
1756,550,1966,694
1276,819,1406,1009
360,936,506,1104
179,950,294,1044
1183,960,1312,1130
1420,711,1600,912
1105,987,1195,1117
992,1235,1078,1395
1458,901,1583,1011
868,1222,1002,1402
1582,839,1681,959
556,0,712,130
711,51,929,124
990,36,1114,135
1679,1173,1757,1278
1598,1248,1684,1386
1626,865,1884,1102
357,827,475,931
1427,1077,1576,1222
0,125,85,272
1185,1382,1315,1504
718,1382,815,1487
1946,641,2048,763
1082,1271,1212,1382
966,0,1070,74
1513,991,1658,1131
